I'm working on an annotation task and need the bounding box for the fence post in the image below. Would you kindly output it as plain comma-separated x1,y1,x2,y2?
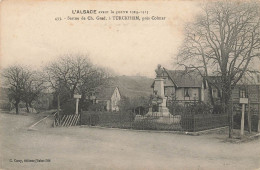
193,109,195,132
248,101,251,133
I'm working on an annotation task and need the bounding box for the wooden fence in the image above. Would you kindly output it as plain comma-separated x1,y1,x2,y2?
54,114,80,127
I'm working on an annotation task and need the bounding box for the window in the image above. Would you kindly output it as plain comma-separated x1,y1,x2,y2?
212,89,217,98
184,88,190,97
239,88,247,98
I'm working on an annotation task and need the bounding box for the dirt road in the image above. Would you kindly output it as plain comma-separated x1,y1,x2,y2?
0,112,259,170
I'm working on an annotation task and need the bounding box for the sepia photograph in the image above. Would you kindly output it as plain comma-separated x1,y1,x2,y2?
0,0,260,169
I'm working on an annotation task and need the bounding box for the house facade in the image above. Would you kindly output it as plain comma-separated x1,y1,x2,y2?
208,75,260,114
151,68,208,106
151,67,260,114
91,86,121,111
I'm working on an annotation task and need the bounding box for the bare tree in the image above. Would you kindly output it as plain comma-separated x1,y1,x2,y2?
22,71,46,112
2,65,31,114
78,66,110,109
45,54,110,112
46,54,94,98
177,1,260,137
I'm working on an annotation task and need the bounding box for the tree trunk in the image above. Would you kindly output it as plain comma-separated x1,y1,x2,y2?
57,93,60,117
15,102,19,114
226,92,233,138
29,102,33,108
26,102,29,113
221,84,232,138
208,84,215,106
258,103,260,132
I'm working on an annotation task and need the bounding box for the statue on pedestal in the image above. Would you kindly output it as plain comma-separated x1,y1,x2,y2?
155,64,164,78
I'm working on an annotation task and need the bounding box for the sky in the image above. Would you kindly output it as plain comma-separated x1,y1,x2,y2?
1,0,202,78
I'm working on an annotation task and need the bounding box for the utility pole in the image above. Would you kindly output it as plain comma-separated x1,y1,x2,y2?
74,94,82,114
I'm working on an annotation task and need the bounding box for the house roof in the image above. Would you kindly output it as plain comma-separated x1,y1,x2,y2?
207,74,260,87
106,76,153,99
164,69,204,88
95,86,119,100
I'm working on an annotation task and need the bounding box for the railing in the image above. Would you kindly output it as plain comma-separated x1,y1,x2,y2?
81,111,229,132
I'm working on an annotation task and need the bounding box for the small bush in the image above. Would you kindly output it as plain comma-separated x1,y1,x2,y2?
212,105,224,114
81,111,134,127
233,113,259,132
89,113,100,126
88,102,106,112
61,99,76,115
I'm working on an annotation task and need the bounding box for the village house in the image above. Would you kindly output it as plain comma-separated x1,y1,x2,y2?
151,66,260,114
208,75,260,114
151,67,208,106
90,86,121,112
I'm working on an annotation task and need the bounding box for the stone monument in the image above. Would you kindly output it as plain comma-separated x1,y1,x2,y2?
135,65,180,125
147,65,172,117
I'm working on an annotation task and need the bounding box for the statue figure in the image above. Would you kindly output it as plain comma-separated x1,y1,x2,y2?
155,64,164,77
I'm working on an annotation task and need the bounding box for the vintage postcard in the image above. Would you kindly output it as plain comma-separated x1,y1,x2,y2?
1,0,260,169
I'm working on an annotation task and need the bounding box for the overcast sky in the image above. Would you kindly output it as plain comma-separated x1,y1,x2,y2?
1,0,202,77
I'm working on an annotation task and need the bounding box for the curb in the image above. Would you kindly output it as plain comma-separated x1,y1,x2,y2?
249,133,260,139
79,125,228,136
223,132,260,143
27,115,52,131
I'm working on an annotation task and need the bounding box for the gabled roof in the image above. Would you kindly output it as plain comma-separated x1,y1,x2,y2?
95,86,119,100
106,76,153,99
164,69,204,88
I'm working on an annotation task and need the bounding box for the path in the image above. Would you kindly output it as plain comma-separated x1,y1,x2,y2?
0,112,259,170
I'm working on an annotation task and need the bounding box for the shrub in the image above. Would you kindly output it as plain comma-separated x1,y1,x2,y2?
89,113,100,126
81,111,135,126
233,112,259,132
60,99,76,115
88,103,106,112
212,104,224,114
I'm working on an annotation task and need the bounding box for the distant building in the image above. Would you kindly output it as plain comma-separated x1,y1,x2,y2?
90,86,121,111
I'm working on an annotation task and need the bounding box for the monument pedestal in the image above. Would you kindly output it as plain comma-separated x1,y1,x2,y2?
134,65,181,125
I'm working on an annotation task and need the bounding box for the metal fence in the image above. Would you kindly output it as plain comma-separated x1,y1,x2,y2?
81,111,229,132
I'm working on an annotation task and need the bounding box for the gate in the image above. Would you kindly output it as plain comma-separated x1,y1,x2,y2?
54,113,80,127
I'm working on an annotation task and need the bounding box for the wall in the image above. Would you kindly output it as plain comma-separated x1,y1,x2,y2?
164,86,175,97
